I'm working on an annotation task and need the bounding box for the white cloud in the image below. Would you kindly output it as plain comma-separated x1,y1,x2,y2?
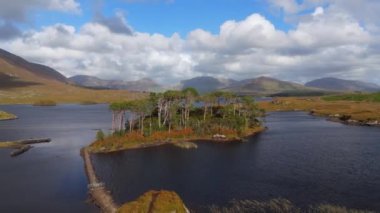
1,1,380,85
48,0,81,13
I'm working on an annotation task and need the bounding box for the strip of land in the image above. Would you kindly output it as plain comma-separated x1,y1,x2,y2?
0,111,17,120
81,147,119,213
259,97,380,127
0,138,51,157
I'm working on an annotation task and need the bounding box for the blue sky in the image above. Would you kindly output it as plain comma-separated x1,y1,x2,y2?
34,0,292,36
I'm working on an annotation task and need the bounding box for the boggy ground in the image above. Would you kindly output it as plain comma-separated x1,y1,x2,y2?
258,97,380,126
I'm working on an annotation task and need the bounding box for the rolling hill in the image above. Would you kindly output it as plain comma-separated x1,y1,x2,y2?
224,76,330,96
0,48,68,83
305,77,380,92
0,48,143,104
179,76,237,94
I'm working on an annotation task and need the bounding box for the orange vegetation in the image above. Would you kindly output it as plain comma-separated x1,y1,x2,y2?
117,190,188,213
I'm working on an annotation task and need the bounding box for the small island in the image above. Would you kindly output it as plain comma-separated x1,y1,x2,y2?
89,89,265,153
0,110,17,121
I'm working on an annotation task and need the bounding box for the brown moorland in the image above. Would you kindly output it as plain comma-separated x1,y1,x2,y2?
0,54,145,104
258,97,380,123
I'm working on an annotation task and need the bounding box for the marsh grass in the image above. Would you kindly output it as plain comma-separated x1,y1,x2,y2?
209,199,375,213
322,93,380,102
259,97,380,122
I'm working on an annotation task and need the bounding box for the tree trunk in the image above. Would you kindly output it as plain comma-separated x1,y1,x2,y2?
141,113,144,135
112,112,115,132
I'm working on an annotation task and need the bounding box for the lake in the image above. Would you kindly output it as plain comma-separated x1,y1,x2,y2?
92,111,380,211
0,104,111,212
0,105,379,212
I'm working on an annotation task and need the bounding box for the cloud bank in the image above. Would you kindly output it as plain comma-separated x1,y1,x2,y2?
0,0,379,85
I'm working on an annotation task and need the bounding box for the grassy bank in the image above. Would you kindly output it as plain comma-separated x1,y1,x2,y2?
89,126,265,153
0,86,147,104
0,111,17,120
258,97,380,123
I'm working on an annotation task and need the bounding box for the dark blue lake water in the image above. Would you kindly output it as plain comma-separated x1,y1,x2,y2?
0,105,379,212
0,104,112,213
93,111,380,212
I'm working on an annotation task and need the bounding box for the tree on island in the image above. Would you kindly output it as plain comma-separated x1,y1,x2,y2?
108,88,262,137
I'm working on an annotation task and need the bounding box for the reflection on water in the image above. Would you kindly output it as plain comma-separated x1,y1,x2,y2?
0,104,112,212
93,112,380,211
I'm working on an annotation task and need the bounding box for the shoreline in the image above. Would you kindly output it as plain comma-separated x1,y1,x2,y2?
260,98,380,128
269,110,380,128
81,147,119,213
88,126,267,154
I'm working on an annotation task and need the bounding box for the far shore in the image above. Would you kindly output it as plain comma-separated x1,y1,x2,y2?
259,97,380,128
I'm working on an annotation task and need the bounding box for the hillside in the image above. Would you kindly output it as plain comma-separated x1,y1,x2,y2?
305,77,380,92
69,75,163,92
0,48,144,104
0,49,68,83
225,76,329,96
180,76,237,93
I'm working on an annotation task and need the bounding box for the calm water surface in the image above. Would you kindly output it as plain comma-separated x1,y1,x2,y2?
1,106,380,212
93,112,380,211
0,104,111,212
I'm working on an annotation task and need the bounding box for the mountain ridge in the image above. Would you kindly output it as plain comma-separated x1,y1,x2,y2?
305,77,380,92
0,48,68,83
69,75,163,92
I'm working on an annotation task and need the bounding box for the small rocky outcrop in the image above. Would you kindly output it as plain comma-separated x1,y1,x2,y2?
172,141,198,149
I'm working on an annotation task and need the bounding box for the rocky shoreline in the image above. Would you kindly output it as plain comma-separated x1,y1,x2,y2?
310,111,380,127
89,127,266,154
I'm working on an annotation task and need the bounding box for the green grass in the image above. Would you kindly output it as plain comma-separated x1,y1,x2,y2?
323,93,380,102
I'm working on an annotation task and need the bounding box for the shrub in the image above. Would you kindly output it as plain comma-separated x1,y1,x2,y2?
96,130,105,141
80,101,97,105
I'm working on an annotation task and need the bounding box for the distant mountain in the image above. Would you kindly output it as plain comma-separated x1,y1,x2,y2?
225,76,328,96
0,48,68,83
69,75,162,92
305,77,380,92
180,76,237,94
0,48,140,104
